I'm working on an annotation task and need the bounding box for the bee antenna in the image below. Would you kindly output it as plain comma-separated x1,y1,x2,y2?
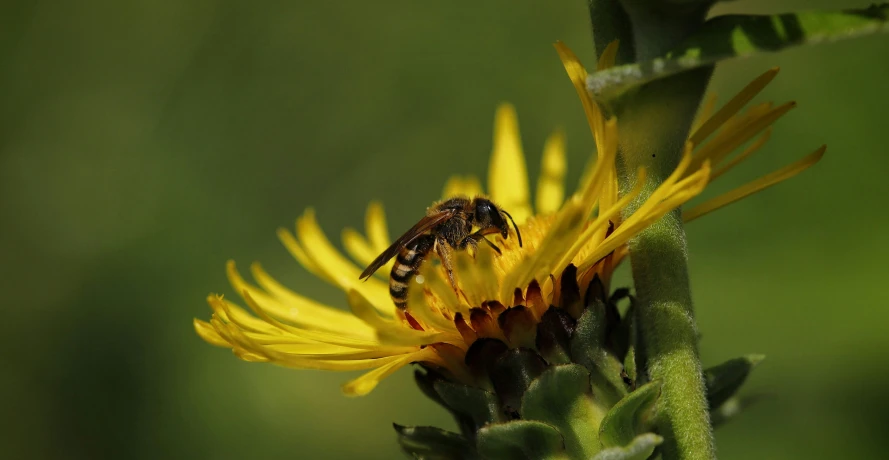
501,210,522,247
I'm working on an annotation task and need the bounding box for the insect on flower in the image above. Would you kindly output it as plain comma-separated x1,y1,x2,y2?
359,196,522,309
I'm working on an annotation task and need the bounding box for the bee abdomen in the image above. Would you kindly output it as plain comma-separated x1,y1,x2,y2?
389,235,436,309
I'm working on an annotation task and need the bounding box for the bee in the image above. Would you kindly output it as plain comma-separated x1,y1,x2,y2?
359,196,522,309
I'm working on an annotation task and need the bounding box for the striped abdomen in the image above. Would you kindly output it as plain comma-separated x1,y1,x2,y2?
389,234,436,309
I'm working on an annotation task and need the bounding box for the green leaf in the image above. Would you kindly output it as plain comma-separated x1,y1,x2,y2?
521,364,605,459
570,306,628,408
434,380,503,428
704,354,764,410
592,433,664,460
587,4,889,98
711,394,768,428
477,421,568,460
393,424,475,460
599,381,662,448
490,348,548,417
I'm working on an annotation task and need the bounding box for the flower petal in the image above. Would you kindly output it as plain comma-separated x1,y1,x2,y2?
535,130,566,214
442,175,483,199
342,348,440,396
294,209,394,315
597,40,620,70
683,145,825,222
347,289,460,347
709,128,772,182
689,68,779,147
554,41,608,157
692,102,795,173
248,261,378,336
365,201,391,254
488,103,532,223
194,318,230,347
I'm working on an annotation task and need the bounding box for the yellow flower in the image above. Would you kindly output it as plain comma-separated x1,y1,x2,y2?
193,42,823,396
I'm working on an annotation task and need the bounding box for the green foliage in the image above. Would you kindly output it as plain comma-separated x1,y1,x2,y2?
592,434,664,460
704,354,765,410
588,4,889,99
521,365,603,459
394,425,476,460
599,381,661,448
570,303,628,408
477,421,568,460
433,380,504,428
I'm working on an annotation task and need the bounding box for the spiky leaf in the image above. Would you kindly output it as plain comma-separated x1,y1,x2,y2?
587,4,889,98
521,364,604,459
536,306,576,365
711,394,767,428
394,424,475,460
592,433,664,460
490,348,548,418
570,306,628,407
704,354,764,410
477,421,568,460
599,381,661,448
434,380,503,428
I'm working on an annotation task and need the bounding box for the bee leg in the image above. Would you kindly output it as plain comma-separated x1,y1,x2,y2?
435,237,459,292
459,232,502,256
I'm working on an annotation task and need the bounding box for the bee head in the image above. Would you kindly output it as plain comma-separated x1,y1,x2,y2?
473,198,522,247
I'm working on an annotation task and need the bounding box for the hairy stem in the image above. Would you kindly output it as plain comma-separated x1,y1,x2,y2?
616,69,714,460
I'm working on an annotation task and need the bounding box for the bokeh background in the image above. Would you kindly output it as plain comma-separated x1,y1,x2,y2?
3,0,887,458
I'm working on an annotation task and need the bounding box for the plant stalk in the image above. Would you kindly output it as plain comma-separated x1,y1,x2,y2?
616,69,715,460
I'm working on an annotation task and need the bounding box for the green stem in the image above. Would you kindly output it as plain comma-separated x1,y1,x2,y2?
587,1,716,457
616,69,714,460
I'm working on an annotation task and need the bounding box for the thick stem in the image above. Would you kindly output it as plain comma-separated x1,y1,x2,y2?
617,69,714,460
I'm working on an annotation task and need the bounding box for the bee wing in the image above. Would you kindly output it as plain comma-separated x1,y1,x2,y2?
358,210,455,280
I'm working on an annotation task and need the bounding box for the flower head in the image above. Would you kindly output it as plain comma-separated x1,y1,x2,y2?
194,43,823,396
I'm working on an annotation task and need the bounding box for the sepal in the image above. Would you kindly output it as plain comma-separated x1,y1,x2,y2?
598,381,661,448
591,433,663,460
521,364,603,459
477,421,568,460
704,354,764,410
393,424,476,460
570,306,628,407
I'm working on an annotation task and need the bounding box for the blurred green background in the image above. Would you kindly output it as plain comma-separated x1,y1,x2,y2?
3,0,887,458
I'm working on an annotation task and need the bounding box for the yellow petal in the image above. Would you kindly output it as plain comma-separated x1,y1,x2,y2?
580,154,711,270
194,318,231,347
488,103,531,223
597,40,620,70
709,128,772,182
692,101,795,172
248,262,378,337
692,93,719,134
342,228,389,276
346,289,459,347
404,276,461,335
277,226,332,283
566,168,647,270
231,294,389,349
227,260,372,336
683,145,825,222
207,295,283,336
365,201,391,254
554,41,608,156
689,67,779,147
295,209,394,315
420,263,471,315
535,130,566,214
501,196,587,300
342,348,438,396
442,175,483,199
